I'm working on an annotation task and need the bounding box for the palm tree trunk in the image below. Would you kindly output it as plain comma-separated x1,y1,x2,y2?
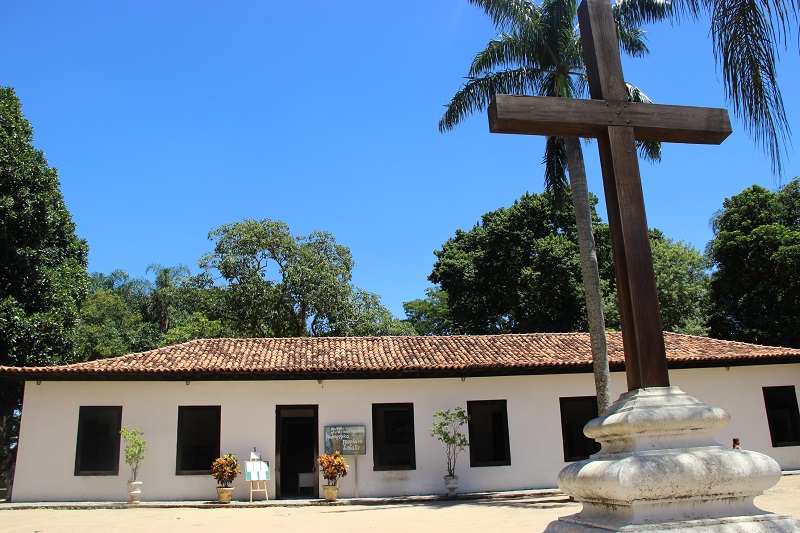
564,136,612,414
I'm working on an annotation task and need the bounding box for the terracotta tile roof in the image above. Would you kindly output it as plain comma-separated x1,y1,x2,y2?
0,332,798,381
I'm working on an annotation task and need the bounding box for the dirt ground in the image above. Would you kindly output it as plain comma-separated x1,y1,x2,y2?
1,475,799,533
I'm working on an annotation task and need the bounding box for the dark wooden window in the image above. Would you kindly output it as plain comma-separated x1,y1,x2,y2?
467,400,511,467
176,406,221,474
559,396,601,461
763,386,800,447
372,403,416,470
74,406,122,476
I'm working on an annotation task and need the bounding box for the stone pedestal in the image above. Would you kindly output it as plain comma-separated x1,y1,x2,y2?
545,387,800,532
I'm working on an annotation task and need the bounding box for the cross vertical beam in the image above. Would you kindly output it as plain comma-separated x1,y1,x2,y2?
578,0,668,390
488,0,731,392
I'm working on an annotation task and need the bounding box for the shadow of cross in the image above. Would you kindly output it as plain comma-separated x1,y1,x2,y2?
487,0,732,391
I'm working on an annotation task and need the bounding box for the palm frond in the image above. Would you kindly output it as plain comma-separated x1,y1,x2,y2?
439,68,547,132
710,0,790,174
625,82,654,104
636,140,662,162
540,0,579,63
616,26,649,57
470,33,544,76
468,0,540,32
613,0,673,26
625,83,662,162
543,135,570,202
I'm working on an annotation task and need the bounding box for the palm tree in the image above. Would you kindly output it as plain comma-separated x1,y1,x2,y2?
440,0,668,413
146,263,191,334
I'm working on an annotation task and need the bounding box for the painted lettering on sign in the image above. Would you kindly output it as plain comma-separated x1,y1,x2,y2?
324,425,366,455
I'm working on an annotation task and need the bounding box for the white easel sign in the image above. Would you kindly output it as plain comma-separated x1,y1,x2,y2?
245,461,270,481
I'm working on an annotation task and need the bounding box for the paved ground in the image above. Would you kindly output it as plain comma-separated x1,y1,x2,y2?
1,474,798,533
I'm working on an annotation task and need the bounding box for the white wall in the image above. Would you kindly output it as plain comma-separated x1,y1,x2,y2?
12,363,800,502
670,364,800,470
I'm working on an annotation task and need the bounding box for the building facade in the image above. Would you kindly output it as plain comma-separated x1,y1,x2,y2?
3,333,799,502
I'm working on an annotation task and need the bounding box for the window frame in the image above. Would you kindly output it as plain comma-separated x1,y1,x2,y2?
762,386,800,448
467,399,511,467
371,403,416,471
559,396,601,462
74,406,122,476
176,405,221,475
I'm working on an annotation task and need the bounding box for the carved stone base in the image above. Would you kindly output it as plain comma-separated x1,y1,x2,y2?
544,387,800,532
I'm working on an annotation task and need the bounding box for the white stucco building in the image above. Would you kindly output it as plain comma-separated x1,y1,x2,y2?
2,332,799,502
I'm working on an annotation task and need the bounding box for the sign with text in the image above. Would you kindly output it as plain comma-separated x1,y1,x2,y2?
245,461,270,481
324,425,366,455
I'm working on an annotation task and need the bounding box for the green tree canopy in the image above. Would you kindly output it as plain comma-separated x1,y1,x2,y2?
200,218,412,338
76,289,153,360
0,87,90,465
651,236,710,336
412,191,709,336
76,266,230,357
707,179,800,347
403,289,455,336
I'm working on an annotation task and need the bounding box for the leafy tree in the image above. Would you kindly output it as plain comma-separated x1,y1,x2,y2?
430,407,470,478
330,289,416,337
403,288,457,336
200,218,412,337
0,87,90,468
423,191,710,338
707,179,800,347
145,263,191,334
441,0,667,412
650,236,710,336
76,290,156,360
430,191,606,334
160,312,230,346
77,265,217,356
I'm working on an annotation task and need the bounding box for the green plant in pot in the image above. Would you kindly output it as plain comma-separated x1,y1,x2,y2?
120,427,147,504
211,453,240,503
430,407,470,494
318,451,349,501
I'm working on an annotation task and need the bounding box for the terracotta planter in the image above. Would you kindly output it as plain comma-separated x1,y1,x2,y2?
322,484,339,502
127,481,143,504
444,474,459,494
216,486,234,503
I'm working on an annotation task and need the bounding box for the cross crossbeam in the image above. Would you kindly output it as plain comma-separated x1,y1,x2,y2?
489,96,731,144
488,0,732,391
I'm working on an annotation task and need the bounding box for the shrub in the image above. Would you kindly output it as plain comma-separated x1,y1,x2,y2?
211,453,240,488
120,427,146,483
318,451,349,486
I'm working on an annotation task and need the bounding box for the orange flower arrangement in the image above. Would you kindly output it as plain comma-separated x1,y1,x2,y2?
211,453,240,488
318,451,349,486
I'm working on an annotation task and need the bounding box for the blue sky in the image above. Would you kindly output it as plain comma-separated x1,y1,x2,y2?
3,1,798,318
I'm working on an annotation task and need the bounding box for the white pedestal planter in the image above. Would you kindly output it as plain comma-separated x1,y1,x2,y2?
444,475,459,494
545,387,800,532
126,481,142,505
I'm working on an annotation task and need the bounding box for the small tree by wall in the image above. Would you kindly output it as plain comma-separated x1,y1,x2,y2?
430,407,470,477
120,427,146,483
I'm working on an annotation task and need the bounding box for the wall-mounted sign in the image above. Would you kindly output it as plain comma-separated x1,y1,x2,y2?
324,425,366,455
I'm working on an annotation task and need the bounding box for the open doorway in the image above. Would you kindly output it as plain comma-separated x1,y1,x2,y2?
275,405,318,499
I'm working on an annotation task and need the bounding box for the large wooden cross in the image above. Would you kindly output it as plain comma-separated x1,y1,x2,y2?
488,0,732,391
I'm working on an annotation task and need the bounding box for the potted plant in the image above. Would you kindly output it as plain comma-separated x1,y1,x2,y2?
317,451,349,501
430,407,470,494
211,453,240,503
120,427,147,504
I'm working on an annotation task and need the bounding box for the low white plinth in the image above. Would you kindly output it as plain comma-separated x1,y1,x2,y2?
545,387,800,532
